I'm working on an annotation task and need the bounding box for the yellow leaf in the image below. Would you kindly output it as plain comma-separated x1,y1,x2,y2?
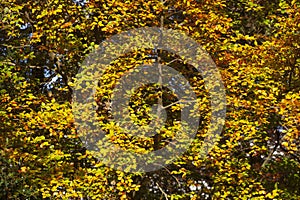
282,141,288,147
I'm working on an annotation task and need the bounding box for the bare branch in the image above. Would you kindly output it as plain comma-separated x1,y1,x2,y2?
156,182,169,200
165,58,182,66
162,99,197,109
163,166,181,187
25,11,36,24
1,44,30,49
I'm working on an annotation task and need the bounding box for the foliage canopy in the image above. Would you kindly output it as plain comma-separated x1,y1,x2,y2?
0,0,299,199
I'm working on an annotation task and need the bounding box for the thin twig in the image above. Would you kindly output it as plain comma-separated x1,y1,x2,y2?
156,182,169,200
1,44,30,49
163,166,181,187
165,58,182,66
25,11,36,24
162,99,197,109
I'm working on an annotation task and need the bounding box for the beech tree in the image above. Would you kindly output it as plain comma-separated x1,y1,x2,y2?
0,0,299,199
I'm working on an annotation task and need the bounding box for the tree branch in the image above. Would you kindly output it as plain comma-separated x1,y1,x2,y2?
162,99,197,109
156,182,169,200
25,11,36,24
